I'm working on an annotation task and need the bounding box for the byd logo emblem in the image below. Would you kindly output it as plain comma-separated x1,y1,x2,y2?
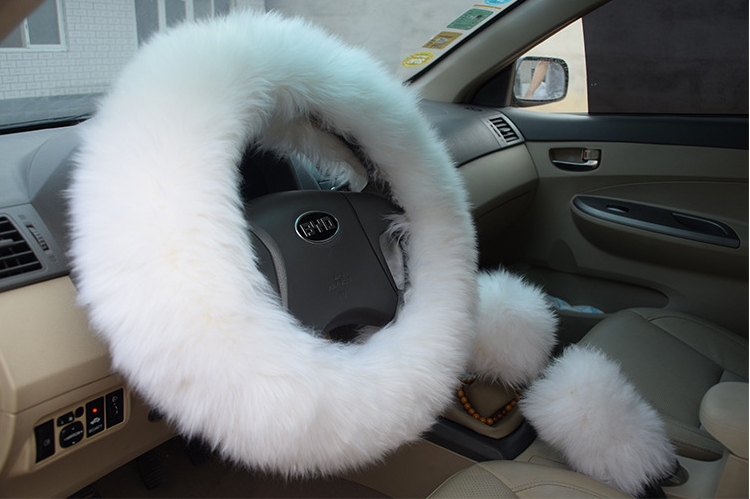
295,211,339,243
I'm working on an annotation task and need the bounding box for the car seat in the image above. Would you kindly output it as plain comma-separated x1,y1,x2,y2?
578,308,747,462
429,461,631,498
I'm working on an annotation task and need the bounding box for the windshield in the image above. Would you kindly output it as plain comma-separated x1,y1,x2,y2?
0,0,520,130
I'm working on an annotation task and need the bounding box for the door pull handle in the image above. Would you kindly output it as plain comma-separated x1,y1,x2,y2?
549,148,601,171
551,158,600,170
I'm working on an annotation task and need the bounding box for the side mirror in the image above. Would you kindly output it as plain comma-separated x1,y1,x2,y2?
513,56,569,107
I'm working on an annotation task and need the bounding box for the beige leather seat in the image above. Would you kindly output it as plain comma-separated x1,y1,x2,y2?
429,461,631,498
578,308,748,461
431,308,746,499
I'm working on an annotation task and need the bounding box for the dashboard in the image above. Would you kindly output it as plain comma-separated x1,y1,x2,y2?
0,101,537,497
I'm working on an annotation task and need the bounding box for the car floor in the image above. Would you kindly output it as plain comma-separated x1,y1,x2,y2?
79,437,387,498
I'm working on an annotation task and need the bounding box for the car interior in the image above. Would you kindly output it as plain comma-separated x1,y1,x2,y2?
0,0,747,498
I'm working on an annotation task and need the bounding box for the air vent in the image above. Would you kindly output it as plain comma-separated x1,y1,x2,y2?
0,216,42,279
488,116,520,144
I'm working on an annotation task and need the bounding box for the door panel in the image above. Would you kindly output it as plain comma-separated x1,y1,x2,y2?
489,116,748,339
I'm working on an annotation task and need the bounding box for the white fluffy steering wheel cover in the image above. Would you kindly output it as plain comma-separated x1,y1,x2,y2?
69,12,477,475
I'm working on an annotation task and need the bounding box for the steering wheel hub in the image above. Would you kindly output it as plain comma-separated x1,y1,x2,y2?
295,211,339,243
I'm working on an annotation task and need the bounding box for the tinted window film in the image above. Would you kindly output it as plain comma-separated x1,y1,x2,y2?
582,0,748,114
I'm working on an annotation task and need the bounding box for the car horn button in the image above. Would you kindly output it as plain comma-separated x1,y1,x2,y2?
295,211,339,243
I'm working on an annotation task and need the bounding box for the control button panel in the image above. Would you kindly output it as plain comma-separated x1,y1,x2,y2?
33,387,127,463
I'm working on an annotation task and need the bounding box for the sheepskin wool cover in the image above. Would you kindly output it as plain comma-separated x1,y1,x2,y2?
521,345,677,496
470,269,557,387
68,12,477,475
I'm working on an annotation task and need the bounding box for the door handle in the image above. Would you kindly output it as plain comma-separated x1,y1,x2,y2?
551,158,600,170
550,148,601,171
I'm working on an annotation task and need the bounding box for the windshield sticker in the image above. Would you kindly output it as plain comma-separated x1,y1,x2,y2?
423,32,462,50
483,0,515,7
398,0,521,82
447,8,493,30
401,51,435,67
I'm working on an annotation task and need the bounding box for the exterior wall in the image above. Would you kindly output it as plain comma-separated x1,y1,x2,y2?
0,0,136,100
0,0,462,103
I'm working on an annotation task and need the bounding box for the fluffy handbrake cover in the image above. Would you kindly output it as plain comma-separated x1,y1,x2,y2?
521,345,677,496
470,269,557,387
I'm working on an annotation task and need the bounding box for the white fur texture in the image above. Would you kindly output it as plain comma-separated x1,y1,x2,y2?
68,12,477,475
521,345,676,496
470,269,557,387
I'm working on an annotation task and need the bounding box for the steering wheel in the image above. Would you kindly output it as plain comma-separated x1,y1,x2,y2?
69,12,477,475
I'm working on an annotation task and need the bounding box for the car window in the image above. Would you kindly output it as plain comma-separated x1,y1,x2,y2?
514,20,588,113
513,0,748,115
0,0,524,131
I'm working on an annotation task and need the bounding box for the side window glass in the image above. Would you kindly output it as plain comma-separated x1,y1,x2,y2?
514,20,588,113
513,0,748,115
582,0,748,115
